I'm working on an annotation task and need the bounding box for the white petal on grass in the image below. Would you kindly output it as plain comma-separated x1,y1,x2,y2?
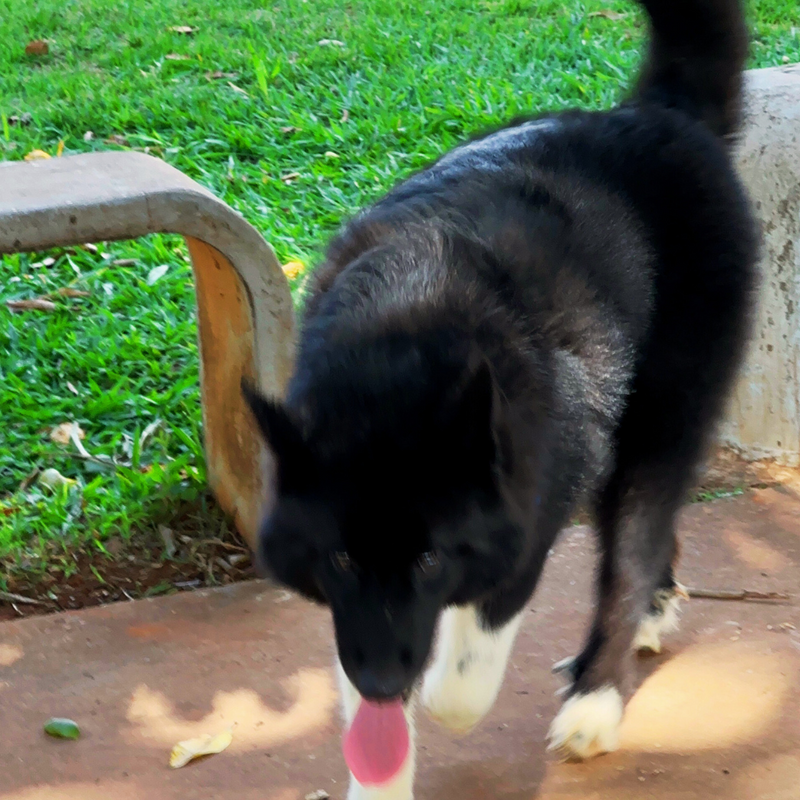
146,264,170,285
38,468,77,490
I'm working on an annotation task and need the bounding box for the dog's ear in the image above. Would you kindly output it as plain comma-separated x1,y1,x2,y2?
241,379,315,491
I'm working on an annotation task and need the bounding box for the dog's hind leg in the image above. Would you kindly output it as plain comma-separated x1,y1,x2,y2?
337,660,416,800
421,604,523,733
633,559,688,654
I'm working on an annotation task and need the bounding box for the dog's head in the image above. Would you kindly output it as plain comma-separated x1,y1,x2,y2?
243,335,526,700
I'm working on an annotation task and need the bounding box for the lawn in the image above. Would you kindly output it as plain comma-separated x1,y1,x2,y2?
1,0,798,594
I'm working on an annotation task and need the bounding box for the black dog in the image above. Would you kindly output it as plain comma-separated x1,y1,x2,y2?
244,0,757,796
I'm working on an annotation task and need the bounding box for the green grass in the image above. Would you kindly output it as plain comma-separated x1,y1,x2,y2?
1,0,797,582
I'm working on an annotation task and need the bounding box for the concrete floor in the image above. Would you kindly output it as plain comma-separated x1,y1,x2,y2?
1,488,799,800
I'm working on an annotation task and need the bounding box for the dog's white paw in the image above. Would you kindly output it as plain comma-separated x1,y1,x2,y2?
547,686,623,760
633,584,685,654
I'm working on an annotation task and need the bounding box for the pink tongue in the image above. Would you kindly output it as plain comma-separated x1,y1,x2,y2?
343,698,409,787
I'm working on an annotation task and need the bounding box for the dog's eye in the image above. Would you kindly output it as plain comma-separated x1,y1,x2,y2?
417,550,441,577
332,551,352,573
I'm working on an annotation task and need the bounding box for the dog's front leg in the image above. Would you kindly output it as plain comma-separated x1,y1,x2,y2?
336,660,416,800
421,604,523,733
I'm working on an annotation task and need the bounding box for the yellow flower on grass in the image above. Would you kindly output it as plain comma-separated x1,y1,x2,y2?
282,260,306,281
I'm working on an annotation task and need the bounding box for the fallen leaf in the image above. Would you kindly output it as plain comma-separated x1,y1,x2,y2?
588,9,627,20
159,526,177,558
38,468,77,491
56,140,64,157
147,264,169,285
50,422,85,445
66,382,79,396
282,260,305,280
227,81,249,97
6,298,57,311
170,729,232,768
44,718,80,740
165,53,192,61
112,258,137,267
81,243,99,254
280,171,300,183
318,39,345,47
341,108,350,123
280,125,300,134
54,287,90,298
24,149,51,161
205,70,237,80
83,130,94,141
305,792,330,800
31,256,56,269
105,134,129,146
324,151,339,159
25,40,49,56
168,25,197,34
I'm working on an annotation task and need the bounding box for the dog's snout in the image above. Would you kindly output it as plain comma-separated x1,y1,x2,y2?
354,667,408,701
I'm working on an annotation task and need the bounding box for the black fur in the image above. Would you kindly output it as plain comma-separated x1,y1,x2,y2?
245,0,757,701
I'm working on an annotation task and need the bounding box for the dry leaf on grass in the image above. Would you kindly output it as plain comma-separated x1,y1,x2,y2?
168,25,197,34
9,113,33,126
6,298,57,311
205,70,237,80
587,10,628,20
56,140,64,157
25,40,49,56
280,171,300,183
24,149,51,161
83,130,94,141
50,422,85,445
170,729,233,769
165,53,192,61
227,82,249,97
105,134,129,147
54,287,90,298
66,382,79,396
318,39,345,47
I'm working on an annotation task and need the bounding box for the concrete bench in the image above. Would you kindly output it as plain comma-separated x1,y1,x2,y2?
0,151,295,548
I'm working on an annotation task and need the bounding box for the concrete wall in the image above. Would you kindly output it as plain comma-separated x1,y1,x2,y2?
721,65,800,466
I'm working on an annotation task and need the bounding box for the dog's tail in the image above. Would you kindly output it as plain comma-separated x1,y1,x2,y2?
634,0,749,138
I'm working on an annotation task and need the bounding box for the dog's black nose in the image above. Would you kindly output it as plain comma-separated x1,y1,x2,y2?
354,668,407,701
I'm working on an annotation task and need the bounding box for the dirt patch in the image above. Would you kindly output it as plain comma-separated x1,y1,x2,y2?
0,495,257,622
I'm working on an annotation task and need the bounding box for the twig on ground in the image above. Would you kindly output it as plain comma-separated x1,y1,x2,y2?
138,419,162,453
0,590,50,606
69,426,125,468
686,587,792,603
